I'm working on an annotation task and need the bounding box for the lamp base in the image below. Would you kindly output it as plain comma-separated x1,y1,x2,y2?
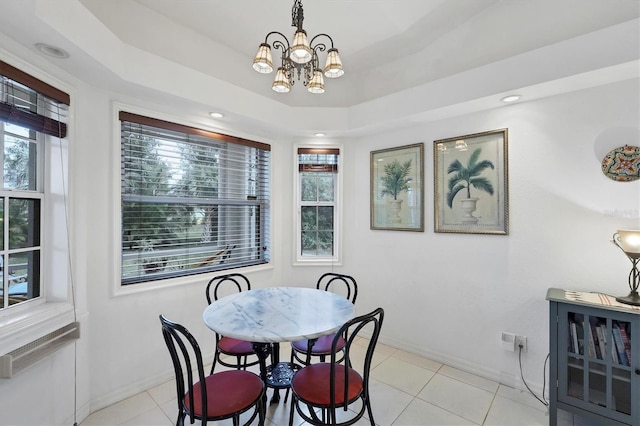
615,291,640,306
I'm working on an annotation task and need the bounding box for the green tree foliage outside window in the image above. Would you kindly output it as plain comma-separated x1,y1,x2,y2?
298,154,337,257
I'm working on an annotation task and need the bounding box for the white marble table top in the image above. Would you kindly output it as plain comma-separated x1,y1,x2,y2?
203,287,356,343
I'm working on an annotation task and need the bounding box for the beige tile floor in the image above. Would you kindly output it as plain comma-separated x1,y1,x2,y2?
81,341,586,425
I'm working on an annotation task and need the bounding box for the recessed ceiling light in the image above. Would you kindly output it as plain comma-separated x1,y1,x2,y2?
209,112,224,118
314,132,326,137
35,43,69,59
500,95,521,103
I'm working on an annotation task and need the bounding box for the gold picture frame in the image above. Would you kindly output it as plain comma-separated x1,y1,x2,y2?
434,129,509,235
370,143,424,231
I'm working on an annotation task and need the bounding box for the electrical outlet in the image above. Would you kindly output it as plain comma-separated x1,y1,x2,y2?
515,335,527,352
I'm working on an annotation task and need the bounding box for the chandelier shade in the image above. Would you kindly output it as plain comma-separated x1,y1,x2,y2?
323,48,344,78
290,30,312,64
251,0,344,94
272,67,291,93
307,69,325,94
252,43,273,74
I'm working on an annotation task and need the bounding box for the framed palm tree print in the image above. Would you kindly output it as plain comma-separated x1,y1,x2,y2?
371,143,424,231
434,129,509,235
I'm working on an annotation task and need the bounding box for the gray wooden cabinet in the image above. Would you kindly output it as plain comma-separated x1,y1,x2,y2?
547,288,640,425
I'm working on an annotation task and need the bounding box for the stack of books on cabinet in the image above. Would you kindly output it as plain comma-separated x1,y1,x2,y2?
567,316,632,366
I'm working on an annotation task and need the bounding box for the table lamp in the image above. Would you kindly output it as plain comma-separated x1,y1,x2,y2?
612,229,640,306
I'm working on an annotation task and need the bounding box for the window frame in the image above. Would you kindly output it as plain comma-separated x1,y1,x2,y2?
116,109,272,289
294,144,343,265
0,59,74,355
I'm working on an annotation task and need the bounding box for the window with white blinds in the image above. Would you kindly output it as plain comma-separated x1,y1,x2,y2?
120,112,270,285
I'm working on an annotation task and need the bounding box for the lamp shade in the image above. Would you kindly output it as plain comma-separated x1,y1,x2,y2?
252,43,273,74
323,48,344,78
307,69,325,94
614,229,640,258
290,30,312,64
272,67,291,93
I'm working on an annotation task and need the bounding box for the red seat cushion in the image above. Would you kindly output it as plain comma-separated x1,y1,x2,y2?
291,363,363,406
218,336,254,354
184,370,263,419
291,334,345,355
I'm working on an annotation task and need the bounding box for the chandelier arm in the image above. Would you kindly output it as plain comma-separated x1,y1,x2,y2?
311,43,327,56
309,33,335,49
264,31,290,51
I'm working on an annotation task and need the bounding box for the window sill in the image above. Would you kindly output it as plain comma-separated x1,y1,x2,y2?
0,302,76,355
294,258,342,267
113,263,275,297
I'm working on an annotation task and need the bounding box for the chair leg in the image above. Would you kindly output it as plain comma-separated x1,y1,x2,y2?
288,394,296,426
365,397,376,426
258,392,266,426
210,351,218,375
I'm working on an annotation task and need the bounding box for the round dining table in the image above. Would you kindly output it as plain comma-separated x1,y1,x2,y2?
203,286,356,403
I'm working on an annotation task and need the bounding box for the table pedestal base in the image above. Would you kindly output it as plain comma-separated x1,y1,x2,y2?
266,362,301,403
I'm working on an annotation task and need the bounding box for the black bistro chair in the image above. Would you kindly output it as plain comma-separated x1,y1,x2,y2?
159,315,265,426
288,307,384,426
205,273,262,374
289,273,358,366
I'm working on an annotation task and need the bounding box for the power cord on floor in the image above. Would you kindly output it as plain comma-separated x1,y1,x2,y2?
518,344,549,407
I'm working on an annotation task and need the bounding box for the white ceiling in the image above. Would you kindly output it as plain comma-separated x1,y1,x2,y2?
79,0,640,107
0,0,638,136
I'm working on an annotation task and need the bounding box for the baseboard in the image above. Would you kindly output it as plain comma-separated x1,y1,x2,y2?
378,334,545,397
89,348,216,414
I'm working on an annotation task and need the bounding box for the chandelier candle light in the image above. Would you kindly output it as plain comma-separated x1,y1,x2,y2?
612,229,640,306
252,0,344,94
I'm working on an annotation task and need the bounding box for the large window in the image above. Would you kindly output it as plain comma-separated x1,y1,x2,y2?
296,147,340,262
120,113,270,285
0,62,68,311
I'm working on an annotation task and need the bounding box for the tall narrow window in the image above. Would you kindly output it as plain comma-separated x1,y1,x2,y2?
120,112,270,285
297,147,340,261
0,61,69,310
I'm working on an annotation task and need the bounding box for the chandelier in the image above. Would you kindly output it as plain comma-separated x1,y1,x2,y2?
252,0,344,94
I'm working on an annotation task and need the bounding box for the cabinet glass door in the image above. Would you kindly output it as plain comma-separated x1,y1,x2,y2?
563,308,633,419
611,319,632,415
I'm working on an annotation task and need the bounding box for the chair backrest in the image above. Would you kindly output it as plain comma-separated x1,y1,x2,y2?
329,307,383,411
205,273,251,305
316,272,358,304
159,314,208,423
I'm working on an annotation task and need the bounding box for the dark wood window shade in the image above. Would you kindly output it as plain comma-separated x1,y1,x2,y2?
0,60,69,138
297,147,339,172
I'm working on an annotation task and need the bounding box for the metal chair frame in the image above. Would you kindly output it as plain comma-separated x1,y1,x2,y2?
206,273,262,373
288,308,384,426
159,315,265,426
290,273,358,366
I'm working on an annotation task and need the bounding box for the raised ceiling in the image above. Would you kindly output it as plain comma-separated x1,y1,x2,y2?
80,0,639,107
0,0,638,136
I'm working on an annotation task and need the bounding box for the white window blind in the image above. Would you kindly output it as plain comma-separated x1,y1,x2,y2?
120,112,270,285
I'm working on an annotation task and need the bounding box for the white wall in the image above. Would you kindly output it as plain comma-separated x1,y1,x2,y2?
340,78,640,389
0,46,638,426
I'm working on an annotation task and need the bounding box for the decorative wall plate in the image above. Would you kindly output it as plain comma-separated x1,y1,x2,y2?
601,145,640,182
